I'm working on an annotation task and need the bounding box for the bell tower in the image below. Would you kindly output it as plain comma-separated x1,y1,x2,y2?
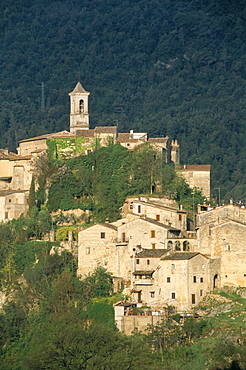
69,82,90,134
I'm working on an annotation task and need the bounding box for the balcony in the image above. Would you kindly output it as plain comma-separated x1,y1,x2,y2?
134,278,154,286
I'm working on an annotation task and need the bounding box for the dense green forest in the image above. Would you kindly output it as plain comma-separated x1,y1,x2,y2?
0,0,245,203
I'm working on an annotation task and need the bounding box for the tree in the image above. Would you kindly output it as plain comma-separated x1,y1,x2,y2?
28,176,36,214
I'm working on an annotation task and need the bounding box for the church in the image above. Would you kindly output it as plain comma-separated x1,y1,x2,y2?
17,82,180,163
0,82,210,222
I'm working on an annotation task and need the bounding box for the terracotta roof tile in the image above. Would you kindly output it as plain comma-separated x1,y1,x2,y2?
76,130,95,138
94,126,117,134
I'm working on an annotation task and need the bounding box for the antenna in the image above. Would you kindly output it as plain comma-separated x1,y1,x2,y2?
41,82,45,112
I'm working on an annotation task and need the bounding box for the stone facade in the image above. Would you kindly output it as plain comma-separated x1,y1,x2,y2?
0,149,32,221
17,82,181,165
78,199,246,315
177,164,211,199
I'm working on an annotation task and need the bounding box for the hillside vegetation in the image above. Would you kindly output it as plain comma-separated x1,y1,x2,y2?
0,0,245,202
1,233,246,369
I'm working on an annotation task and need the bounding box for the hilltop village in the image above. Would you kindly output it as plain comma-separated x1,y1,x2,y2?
1,82,245,328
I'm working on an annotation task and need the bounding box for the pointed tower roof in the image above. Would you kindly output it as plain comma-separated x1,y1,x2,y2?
70,82,89,94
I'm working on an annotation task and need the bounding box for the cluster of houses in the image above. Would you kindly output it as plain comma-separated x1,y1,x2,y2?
77,197,246,315
0,82,211,223
4,81,242,325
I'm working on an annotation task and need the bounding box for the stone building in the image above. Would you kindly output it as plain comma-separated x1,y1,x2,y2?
17,82,180,164
177,164,211,199
0,149,32,221
196,204,246,288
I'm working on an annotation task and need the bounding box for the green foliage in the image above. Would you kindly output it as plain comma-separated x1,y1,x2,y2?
46,143,202,221
56,226,78,241
0,0,245,202
82,267,113,299
28,176,36,213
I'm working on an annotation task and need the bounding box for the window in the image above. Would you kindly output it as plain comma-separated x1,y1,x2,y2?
151,243,156,249
86,247,90,255
193,276,196,283
179,214,182,221
130,204,133,210
167,241,173,249
150,291,155,298
200,290,203,296
191,294,196,304
183,241,190,251
101,232,105,239
226,244,231,251
147,259,150,265
156,215,160,221
122,232,126,242
79,99,84,113
136,259,140,264
171,263,175,270
171,292,176,299
175,241,180,251
5,212,8,220
8,199,11,203
151,230,155,238
200,277,203,283
167,277,171,283
137,205,141,214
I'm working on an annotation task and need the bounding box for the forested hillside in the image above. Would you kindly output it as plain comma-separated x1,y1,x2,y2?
1,0,245,202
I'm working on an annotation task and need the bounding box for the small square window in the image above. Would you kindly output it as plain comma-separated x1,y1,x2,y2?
167,277,171,283
147,259,150,265
101,232,105,239
193,276,196,283
171,292,176,299
136,259,140,264
156,215,160,221
200,277,203,283
150,291,155,298
152,243,156,249
151,230,155,238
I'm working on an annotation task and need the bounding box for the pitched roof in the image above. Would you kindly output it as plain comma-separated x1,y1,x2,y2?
94,126,117,134
129,199,186,214
116,132,146,143
0,189,28,196
161,252,200,260
136,249,169,258
70,81,88,93
80,222,117,232
141,216,181,230
148,137,169,144
0,149,31,161
76,129,95,138
18,131,73,143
